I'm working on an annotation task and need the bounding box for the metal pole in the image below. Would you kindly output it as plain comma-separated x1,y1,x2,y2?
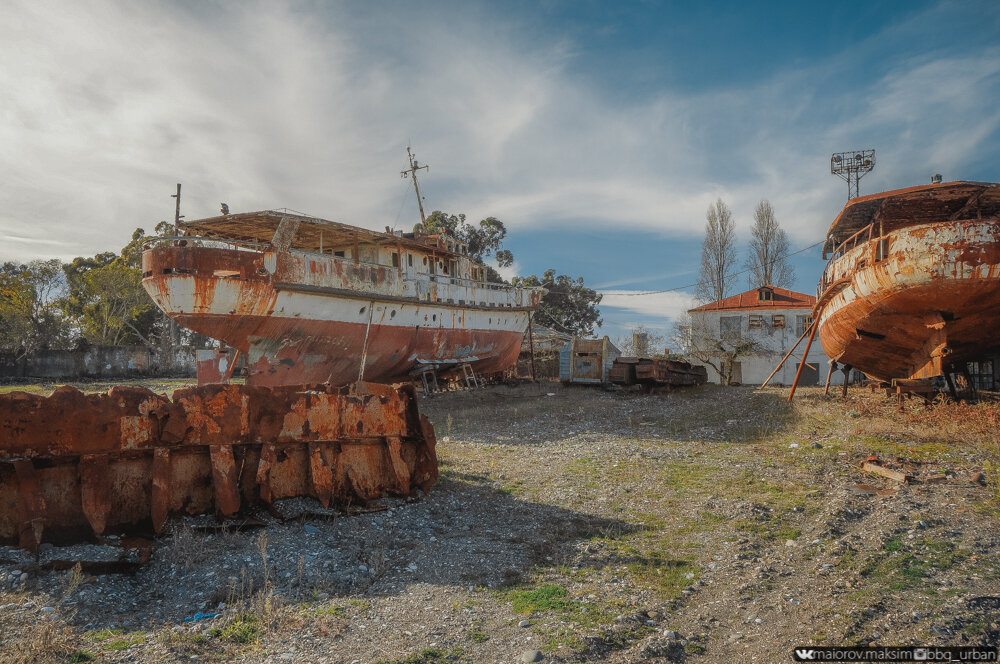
358,302,375,382
788,320,819,401
527,313,536,382
173,183,181,234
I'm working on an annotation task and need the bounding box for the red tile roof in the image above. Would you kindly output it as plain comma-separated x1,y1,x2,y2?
688,286,815,312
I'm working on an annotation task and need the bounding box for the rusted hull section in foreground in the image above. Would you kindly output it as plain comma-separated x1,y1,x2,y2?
817,181,1000,382
0,382,437,551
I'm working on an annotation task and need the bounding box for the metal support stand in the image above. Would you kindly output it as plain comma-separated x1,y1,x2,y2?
461,363,479,389
824,361,837,395
420,370,439,395
841,364,852,397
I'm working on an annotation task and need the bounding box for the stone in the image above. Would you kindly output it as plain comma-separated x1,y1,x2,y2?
520,650,543,663
518,620,530,628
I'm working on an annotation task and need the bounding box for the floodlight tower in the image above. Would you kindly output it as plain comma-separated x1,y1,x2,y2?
831,149,875,200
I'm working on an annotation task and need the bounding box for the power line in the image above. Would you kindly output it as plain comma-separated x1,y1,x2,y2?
604,239,825,296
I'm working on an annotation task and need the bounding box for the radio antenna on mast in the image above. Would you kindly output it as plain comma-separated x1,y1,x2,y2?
401,146,429,225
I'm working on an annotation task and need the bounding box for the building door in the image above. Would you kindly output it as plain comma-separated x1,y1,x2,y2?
795,362,819,386
730,361,742,385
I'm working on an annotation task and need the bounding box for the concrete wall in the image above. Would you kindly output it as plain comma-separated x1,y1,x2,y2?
688,308,842,386
0,346,198,379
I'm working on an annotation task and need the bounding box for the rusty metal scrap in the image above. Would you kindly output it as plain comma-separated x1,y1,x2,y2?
0,382,437,551
609,357,708,388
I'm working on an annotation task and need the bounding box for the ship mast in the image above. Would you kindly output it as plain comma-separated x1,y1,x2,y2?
400,147,429,225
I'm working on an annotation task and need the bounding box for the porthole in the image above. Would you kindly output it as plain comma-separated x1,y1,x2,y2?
359,306,366,314
390,310,396,318
432,314,437,322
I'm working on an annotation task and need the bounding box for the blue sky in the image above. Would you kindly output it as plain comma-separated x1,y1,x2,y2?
2,0,998,343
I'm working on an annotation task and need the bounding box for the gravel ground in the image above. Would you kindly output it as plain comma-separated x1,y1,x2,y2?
1,381,999,663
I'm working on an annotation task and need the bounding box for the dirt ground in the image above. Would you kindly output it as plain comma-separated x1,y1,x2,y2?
2,380,999,663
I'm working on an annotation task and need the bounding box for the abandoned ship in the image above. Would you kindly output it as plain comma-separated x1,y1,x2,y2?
141,210,544,386
815,179,1000,384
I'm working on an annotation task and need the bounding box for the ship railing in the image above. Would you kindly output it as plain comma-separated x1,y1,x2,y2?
143,235,270,252
818,223,874,296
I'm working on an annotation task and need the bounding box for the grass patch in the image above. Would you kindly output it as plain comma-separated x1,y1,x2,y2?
509,584,576,614
208,613,262,644
860,535,968,593
376,647,466,664
67,652,96,663
468,625,489,643
314,604,347,617
85,628,123,642
103,632,146,651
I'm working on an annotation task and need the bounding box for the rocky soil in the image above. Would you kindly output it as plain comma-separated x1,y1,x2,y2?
1,381,999,663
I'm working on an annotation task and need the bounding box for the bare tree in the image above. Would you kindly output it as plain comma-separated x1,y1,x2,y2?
696,198,737,304
672,312,771,385
746,199,793,288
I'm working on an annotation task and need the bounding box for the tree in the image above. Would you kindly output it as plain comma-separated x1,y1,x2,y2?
673,312,771,385
0,259,72,359
696,198,737,304
617,325,666,357
513,269,602,337
62,228,162,348
746,199,793,288
416,211,513,282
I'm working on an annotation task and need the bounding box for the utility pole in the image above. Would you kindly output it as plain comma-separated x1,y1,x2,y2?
171,183,182,235
168,183,182,346
400,147,429,225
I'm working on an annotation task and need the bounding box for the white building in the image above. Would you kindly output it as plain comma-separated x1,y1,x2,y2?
685,285,842,386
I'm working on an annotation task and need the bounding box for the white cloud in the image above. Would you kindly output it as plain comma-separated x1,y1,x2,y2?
599,290,697,323
0,1,996,266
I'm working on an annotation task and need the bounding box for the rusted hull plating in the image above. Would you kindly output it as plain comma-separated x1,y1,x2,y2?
818,218,1000,381
0,382,437,550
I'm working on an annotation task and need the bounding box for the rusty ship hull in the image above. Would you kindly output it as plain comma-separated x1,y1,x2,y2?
816,182,1000,382
142,212,541,387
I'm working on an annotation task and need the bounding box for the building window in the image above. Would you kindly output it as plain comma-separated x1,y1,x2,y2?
748,314,763,329
772,314,785,328
391,252,399,268
720,316,741,339
407,254,413,267
758,287,773,302
796,315,814,337
333,250,345,258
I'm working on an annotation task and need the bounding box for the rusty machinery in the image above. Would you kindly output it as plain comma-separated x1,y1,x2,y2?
0,382,437,552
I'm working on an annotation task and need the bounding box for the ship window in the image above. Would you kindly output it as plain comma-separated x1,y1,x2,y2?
334,251,345,257
391,252,399,268
359,306,366,315
772,314,785,328
748,314,763,329
875,238,890,262
432,314,437,321
408,254,413,267
390,309,396,318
